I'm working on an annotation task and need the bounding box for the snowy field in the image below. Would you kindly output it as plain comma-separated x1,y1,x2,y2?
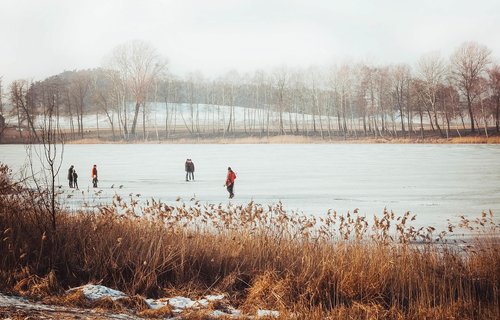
1,144,499,229
2,102,439,131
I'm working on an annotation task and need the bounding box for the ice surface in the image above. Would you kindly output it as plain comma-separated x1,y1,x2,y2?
1,144,499,230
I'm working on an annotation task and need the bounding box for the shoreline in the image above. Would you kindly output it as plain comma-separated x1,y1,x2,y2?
2,125,500,144
46,135,500,145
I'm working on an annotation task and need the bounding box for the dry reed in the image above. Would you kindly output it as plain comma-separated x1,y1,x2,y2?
63,133,500,145
0,163,499,319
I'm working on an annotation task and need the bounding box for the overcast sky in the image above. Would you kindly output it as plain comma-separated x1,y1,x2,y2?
0,0,499,83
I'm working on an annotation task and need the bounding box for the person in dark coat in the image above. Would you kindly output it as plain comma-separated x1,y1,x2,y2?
91,164,98,188
188,159,195,181
68,165,74,188
224,167,236,199
185,159,195,181
73,170,79,190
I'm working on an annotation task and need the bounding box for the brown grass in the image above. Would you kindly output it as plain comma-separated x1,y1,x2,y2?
3,123,500,144
0,163,499,319
64,134,500,145
138,305,174,318
447,136,500,144
65,135,327,144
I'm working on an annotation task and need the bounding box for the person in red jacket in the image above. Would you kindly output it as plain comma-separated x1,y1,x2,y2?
91,164,98,188
224,167,236,199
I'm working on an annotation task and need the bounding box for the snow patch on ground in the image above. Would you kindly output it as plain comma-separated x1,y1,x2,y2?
168,296,196,310
68,284,128,301
144,297,170,310
257,309,280,317
146,293,226,311
210,308,242,317
3,284,278,319
0,293,137,319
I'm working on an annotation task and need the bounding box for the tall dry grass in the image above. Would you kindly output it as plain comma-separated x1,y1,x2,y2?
447,136,500,144
0,163,499,319
64,134,500,145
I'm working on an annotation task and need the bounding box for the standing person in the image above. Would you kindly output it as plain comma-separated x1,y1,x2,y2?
185,159,190,181
185,159,195,181
188,159,195,181
91,164,98,188
224,167,236,199
67,165,74,188
73,170,79,190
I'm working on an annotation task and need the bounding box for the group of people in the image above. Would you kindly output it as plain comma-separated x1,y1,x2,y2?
67,165,79,189
184,159,236,198
67,160,236,199
67,164,98,189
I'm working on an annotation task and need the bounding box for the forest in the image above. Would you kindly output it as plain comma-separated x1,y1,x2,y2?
1,40,499,142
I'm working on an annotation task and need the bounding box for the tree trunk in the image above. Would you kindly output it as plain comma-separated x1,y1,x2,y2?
399,104,405,134
467,95,475,133
496,95,499,133
142,102,146,140
131,101,140,135
419,111,424,139
96,112,100,139
165,99,169,138
432,104,443,137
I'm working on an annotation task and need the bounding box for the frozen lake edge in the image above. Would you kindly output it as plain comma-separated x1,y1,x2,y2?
1,143,499,229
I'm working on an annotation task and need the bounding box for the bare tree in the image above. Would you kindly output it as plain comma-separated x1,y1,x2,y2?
477,77,491,137
0,76,4,115
392,64,411,135
332,65,352,138
0,78,5,141
91,69,120,140
451,42,491,133
272,67,289,135
417,52,447,136
106,40,167,137
9,80,36,137
68,71,91,138
15,80,65,234
221,71,240,135
488,65,500,133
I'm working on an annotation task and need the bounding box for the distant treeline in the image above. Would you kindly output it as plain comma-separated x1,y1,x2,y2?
1,40,499,141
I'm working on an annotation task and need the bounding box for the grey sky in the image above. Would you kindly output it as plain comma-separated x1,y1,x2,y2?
1,0,499,83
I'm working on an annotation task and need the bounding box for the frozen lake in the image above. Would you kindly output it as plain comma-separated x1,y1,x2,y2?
1,144,499,229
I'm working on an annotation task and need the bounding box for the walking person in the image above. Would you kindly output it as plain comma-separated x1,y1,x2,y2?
91,164,98,188
67,165,74,188
73,170,79,190
224,167,236,199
